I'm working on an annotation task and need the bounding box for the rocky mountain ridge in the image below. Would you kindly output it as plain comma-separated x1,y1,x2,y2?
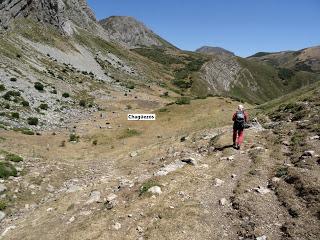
0,0,98,34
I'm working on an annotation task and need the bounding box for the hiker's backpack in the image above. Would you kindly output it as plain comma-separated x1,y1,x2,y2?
235,111,245,130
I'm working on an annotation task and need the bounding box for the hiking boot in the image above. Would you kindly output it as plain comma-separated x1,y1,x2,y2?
233,143,237,149
237,144,241,150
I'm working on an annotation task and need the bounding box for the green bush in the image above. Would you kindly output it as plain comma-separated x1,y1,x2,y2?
62,92,70,98
79,99,86,107
92,139,98,145
69,134,80,142
34,82,44,91
39,103,49,110
118,128,141,139
0,162,17,178
21,129,35,135
11,112,19,119
175,97,191,105
0,84,5,92
27,117,39,126
5,153,23,162
21,100,30,107
3,90,21,101
0,200,7,210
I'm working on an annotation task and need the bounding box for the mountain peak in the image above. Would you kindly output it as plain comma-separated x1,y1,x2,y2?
99,16,176,49
196,46,235,57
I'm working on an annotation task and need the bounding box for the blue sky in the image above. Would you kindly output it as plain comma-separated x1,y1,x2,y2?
87,0,320,57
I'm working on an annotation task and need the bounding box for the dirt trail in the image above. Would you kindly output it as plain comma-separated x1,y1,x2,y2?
1,96,319,240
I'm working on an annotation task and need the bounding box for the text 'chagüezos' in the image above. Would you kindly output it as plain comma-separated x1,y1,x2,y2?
128,114,156,121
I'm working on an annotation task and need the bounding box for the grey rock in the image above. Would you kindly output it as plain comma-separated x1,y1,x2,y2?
219,198,228,206
86,190,101,204
213,178,224,187
256,236,267,240
0,184,7,194
310,135,319,140
303,150,315,157
147,186,162,195
155,160,186,176
112,222,121,230
130,151,138,157
0,211,6,222
254,186,271,195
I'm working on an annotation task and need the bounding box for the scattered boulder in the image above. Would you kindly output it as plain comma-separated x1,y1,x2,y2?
86,190,101,204
213,178,224,187
302,150,315,157
256,235,267,240
66,185,82,193
0,211,5,222
254,186,271,195
136,225,144,234
282,141,290,146
219,198,228,206
155,160,186,176
147,186,162,195
113,222,122,230
310,135,319,140
231,174,237,179
130,151,138,157
67,216,75,224
0,184,7,194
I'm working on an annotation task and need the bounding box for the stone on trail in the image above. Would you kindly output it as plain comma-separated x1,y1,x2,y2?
113,222,122,230
219,198,228,206
155,160,186,176
86,190,101,204
256,235,267,240
147,186,162,195
130,151,138,157
0,184,7,194
310,135,319,140
254,186,271,195
282,141,290,146
302,150,315,157
213,178,224,187
0,211,6,222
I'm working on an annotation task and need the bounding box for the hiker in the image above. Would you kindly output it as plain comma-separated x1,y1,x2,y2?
232,104,248,150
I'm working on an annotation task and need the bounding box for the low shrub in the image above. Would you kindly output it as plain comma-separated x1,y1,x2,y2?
21,100,30,107
39,103,49,110
5,153,23,162
175,97,191,105
62,92,70,98
0,84,5,92
27,117,39,126
69,133,80,142
79,99,86,107
0,161,17,178
34,82,44,91
11,112,19,119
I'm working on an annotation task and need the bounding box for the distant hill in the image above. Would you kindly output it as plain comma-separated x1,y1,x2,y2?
99,16,176,49
248,46,320,73
196,46,235,57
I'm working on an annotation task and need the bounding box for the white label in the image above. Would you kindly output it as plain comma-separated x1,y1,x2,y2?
127,114,156,121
